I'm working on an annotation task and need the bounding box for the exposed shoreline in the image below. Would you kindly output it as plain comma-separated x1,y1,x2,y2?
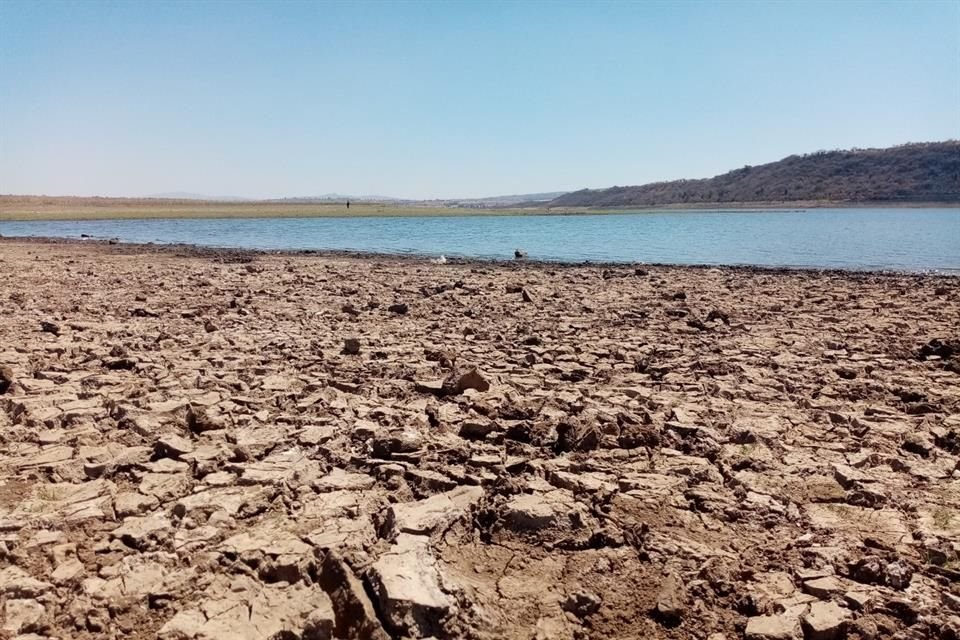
3,235,959,277
1,195,957,222
0,239,959,638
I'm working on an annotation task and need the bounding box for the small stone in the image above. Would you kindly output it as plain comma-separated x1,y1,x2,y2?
521,287,538,304
319,552,390,640
0,365,13,394
802,601,850,640
386,485,483,536
442,367,490,395
884,560,913,589
0,567,53,598
654,573,685,623
40,320,60,335
555,420,600,452
459,420,497,440
387,303,409,315
343,338,361,355
902,431,934,457
745,614,801,640
562,591,601,618
156,434,195,458
844,591,871,611
803,576,845,599
849,555,885,585
203,319,218,333
51,559,84,585
367,534,451,637
2,599,45,634
852,617,880,639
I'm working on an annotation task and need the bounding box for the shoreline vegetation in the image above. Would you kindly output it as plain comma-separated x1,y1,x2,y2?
0,195,957,221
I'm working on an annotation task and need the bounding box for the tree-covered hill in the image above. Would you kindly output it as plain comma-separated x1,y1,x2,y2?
549,142,960,207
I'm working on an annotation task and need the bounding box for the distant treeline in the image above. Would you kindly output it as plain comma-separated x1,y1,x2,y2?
549,141,960,207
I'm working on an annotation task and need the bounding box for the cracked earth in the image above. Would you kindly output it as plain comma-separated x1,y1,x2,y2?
0,238,959,640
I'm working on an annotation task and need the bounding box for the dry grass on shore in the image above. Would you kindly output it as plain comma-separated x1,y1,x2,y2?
0,196,545,221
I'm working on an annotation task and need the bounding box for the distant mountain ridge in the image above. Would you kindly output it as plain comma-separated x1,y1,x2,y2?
549,141,960,208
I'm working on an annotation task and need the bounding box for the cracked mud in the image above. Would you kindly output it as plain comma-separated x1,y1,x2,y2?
1,238,959,640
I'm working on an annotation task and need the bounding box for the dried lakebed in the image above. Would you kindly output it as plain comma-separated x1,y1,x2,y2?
0,238,958,640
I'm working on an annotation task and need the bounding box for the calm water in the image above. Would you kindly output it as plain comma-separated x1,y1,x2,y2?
2,208,959,272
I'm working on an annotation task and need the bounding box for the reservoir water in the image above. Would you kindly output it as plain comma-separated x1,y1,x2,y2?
1,208,958,272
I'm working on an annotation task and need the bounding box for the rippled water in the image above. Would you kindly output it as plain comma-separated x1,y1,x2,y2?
2,208,958,271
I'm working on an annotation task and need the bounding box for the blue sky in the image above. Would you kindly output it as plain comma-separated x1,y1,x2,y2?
1,1,957,199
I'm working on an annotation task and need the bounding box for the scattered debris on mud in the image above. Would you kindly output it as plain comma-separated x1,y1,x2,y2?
0,238,958,639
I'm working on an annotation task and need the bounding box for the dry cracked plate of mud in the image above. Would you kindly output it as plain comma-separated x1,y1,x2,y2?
0,238,959,640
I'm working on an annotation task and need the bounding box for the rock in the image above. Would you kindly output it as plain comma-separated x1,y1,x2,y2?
386,485,483,536
802,601,850,640
848,556,885,585
803,576,845,599
51,559,84,585
343,338,361,355
562,591,601,618
504,489,591,532
884,560,913,590
745,614,801,639
156,434,195,458
618,422,660,449
918,338,957,360
110,514,172,550
707,309,730,324
367,533,452,637
25,530,65,548
313,468,376,492
850,617,879,639
514,249,527,259
521,287,537,304
0,567,53,598
388,302,409,315
902,431,934,457
0,365,13,394
654,573,686,623
442,367,490,395
158,575,334,640
204,319,218,333
884,597,919,624
372,430,423,458
843,591,871,611
187,406,230,433
555,420,600,452
318,551,390,640
459,419,497,440
2,599,45,634
848,556,913,590
40,320,60,335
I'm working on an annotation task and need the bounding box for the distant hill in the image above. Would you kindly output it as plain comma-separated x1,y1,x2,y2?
549,142,960,208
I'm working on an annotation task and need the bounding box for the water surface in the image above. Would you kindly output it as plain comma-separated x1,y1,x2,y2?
2,208,958,272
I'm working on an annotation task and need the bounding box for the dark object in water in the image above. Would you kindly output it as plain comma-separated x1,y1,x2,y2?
514,249,527,259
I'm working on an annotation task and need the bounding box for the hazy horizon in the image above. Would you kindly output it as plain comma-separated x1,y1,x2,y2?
1,1,958,200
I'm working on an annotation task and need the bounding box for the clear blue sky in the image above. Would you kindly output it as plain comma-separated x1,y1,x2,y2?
1,1,957,199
